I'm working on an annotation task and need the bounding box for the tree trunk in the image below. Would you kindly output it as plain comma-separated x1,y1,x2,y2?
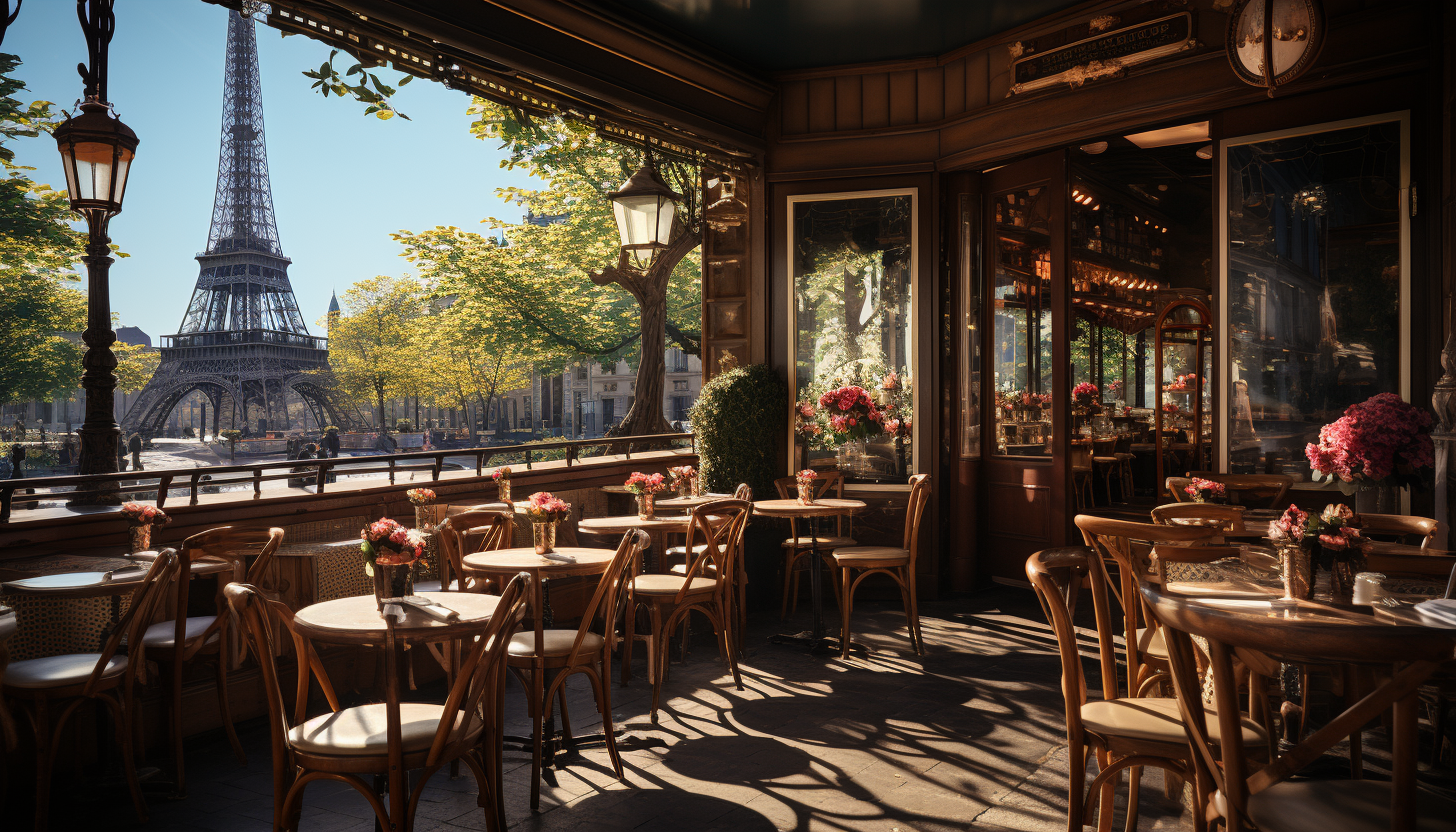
376,383,388,434
620,295,671,436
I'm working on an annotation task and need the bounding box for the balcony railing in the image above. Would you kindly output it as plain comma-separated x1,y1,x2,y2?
0,432,693,522
162,329,327,350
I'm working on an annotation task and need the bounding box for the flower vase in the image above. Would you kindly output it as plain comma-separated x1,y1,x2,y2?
1327,549,1368,604
677,480,691,498
372,561,415,609
128,524,151,555
796,484,814,506
414,504,442,533
637,493,656,521
498,480,512,505
1277,542,1314,601
531,521,558,555
1354,483,1399,516
691,478,703,498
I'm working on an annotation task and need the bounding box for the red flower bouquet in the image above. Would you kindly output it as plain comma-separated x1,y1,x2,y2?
816,385,885,443
1305,393,1434,494
624,471,667,496
1184,477,1226,504
360,518,425,570
1072,382,1099,406
406,487,436,506
1266,504,1309,543
522,491,571,522
121,502,170,527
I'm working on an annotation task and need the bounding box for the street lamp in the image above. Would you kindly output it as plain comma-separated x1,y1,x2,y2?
607,156,682,270
56,0,138,496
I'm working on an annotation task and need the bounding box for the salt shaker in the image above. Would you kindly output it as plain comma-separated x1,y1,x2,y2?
1352,572,1386,606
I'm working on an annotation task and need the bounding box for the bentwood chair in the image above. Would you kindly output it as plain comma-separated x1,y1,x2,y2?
831,473,931,659
146,526,284,796
1358,513,1445,549
1184,471,1293,509
1027,546,1265,832
4,550,179,832
1074,516,1214,698
626,499,750,721
224,573,530,832
1150,502,1247,532
1145,582,1456,832
429,509,514,593
1072,441,1095,509
509,530,647,809
667,483,753,653
774,471,856,619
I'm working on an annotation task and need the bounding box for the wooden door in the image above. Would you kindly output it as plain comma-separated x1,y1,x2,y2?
978,152,1072,581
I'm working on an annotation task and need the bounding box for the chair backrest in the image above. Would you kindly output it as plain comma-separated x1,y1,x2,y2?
437,509,513,591
1150,502,1246,532
1026,546,1118,742
223,582,344,767
1165,476,1193,502
1073,514,1214,696
424,571,531,766
1071,441,1092,470
1357,513,1444,549
732,482,753,501
171,526,286,660
558,530,649,668
677,499,751,603
1185,472,1292,509
1113,433,1132,455
902,474,931,565
88,549,179,696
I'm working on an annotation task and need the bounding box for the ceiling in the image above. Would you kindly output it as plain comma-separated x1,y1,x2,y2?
598,0,1088,72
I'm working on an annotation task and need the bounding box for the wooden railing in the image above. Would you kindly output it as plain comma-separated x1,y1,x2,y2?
0,432,693,522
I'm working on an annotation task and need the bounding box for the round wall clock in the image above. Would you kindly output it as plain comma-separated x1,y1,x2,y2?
1227,0,1326,96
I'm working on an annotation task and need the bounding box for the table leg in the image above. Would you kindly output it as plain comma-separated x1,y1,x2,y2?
384,627,406,832
769,515,842,653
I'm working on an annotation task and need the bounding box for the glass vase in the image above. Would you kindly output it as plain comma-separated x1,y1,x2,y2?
532,520,557,555
677,480,691,498
372,560,415,609
637,493,656,520
796,483,814,505
128,524,151,555
413,504,442,532
1353,483,1398,516
1277,542,1314,601
691,478,703,498
498,479,511,505
1327,548,1368,604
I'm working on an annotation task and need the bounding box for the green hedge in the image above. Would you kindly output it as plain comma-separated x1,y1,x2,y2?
689,364,787,500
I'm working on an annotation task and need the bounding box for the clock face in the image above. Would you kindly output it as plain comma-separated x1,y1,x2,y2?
1228,0,1325,89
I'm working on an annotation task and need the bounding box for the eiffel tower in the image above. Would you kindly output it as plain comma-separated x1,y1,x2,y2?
123,10,357,437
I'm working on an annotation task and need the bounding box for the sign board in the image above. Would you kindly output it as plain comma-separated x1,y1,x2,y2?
1011,12,1197,95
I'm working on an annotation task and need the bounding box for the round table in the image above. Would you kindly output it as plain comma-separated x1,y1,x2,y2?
752,498,866,652
655,493,731,510
578,515,691,572
292,590,502,830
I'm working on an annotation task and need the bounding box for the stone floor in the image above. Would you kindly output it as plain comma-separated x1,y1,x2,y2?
4,587,1283,830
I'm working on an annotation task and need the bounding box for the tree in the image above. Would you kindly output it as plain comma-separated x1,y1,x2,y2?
418,308,532,442
394,101,702,437
327,276,426,432
114,341,160,394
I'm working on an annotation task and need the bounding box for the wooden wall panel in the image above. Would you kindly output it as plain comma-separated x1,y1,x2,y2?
889,70,918,126
781,80,809,135
964,51,990,110
943,58,966,118
807,77,836,133
834,74,863,132
862,73,890,128
916,66,944,123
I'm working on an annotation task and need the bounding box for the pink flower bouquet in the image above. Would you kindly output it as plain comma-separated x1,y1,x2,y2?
360,518,425,568
521,491,571,523
1266,504,1310,543
624,471,667,496
1183,477,1226,504
1072,382,1099,406
492,466,512,482
817,385,886,443
1305,393,1434,494
121,502,170,527
406,487,436,506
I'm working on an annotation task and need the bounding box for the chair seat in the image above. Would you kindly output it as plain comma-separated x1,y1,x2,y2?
412,578,463,593
141,616,219,650
632,574,716,597
781,536,857,549
1081,696,1264,746
1246,779,1456,832
1093,456,1119,465
831,546,910,566
1114,453,1135,461
508,630,604,658
668,561,717,576
288,702,478,756
4,653,127,690
665,543,711,557
1135,626,1168,661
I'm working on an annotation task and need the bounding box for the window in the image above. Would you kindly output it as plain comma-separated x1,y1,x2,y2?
790,189,916,482
602,382,618,393
990,186,1052,456
673,380,688,392
1220,114,1408,474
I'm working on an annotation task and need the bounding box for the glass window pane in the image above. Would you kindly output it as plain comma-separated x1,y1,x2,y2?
960,194,981,457
793,192,914,482
1225,119,1403,476
991,186,1052,456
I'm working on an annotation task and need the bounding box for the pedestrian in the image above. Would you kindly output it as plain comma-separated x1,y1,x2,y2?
117,435,128,472
128,433,144,472
58,441,73,467
323,426,340,459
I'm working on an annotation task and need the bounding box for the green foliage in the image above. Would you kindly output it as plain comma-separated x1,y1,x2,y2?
327,276,427,429
300,49,411,120
395,417,413,433
689,364,787,499
220,429,243,444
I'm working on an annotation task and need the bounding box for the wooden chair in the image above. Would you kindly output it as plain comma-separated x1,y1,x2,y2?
1027,545,1264,832
1074,515,1215,699
1072,441,1095,509
145,525,284,796
830,474,931,659
509,530,648,809
774,471,855,619
1092,437,1122,504
1144,581,1456,832
1185,471,1293,509
667,483,753,653
223,572,530,832
4,550,179,831
1165,476,1194,503
625,499,750,722
1150,502,1247,532
429,509,514,593
1358,513,1445,549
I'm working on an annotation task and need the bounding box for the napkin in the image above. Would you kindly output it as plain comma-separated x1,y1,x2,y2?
102,565,148,583
1414,599,1456,628
542,552,577,564
398,595,461,622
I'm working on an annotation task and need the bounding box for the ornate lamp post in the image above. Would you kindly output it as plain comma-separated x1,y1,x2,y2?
607,156,682,271
55,0,137,497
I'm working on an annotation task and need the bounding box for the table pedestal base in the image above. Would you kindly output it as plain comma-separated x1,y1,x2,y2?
503,728,618,768
768,630,866,656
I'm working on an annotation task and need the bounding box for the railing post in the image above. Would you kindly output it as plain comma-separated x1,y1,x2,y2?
475,452,483,478
432,454,443,481
1,486,11,523
525,449,532,470
157,474,173,509
388,459,396,484
567,444,577,467
315,461,328,493
190,472,200,506
253,467,262,500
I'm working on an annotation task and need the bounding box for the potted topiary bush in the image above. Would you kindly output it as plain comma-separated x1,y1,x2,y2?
689,363,787,504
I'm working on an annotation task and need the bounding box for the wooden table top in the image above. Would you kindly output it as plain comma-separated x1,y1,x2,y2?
293,591,500,645
462,547,615,576
1,556,230,598
656,494,732,509
578,514,692,533
752,498,865,518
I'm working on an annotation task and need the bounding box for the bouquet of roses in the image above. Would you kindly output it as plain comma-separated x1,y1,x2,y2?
121,502,170,527
406,487,436,506
521,491,571,523
1161,401,1180,415
1266,504,1310,543
1315,503,1369,551
1183,477,1226,504
669,465,697,485
884,416,912,440
817,384,886,443
795,468,817,487
880,372,901,391
492,466,512,482
1305,393,1434,494
624,471,667,496
360,518,425,571
1165,373,1198,392
1106,380,1125,399
1072,382,1099,406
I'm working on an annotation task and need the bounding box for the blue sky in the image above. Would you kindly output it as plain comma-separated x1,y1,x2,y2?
5,0,532,341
